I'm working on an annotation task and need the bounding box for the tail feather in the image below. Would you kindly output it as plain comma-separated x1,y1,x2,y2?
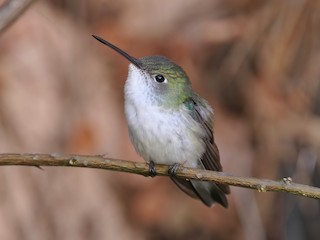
170,177,228,208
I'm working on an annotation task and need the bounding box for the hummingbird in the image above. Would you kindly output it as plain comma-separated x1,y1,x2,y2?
92,35,230,207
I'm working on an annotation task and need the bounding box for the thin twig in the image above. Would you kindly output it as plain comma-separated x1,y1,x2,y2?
0,0,35,34
0,153,319,200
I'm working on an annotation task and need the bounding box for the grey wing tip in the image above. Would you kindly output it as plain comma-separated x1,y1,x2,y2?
191,180,229,208
212,191,229,208
170,177,230,208
201,190,228,208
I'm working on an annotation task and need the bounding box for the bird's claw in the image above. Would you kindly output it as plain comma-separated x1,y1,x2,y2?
148,160,157,177
168,163,180,176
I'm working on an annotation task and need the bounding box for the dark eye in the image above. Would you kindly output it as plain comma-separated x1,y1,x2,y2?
155,74,165,83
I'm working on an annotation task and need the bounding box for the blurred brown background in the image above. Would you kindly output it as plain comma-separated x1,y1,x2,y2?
0,0,319,239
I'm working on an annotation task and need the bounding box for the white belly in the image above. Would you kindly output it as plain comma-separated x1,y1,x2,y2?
124,101,205,168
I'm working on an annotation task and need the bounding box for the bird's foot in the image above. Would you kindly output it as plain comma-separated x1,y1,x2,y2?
168,163,180,177
148,160,157,177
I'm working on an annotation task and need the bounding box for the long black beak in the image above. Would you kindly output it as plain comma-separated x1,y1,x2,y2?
92,35,142,69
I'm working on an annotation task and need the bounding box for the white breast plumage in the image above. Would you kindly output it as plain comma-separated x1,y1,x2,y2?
124,65,206,168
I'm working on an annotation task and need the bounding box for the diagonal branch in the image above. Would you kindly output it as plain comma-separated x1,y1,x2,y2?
0,153,319,200
0,0,35,34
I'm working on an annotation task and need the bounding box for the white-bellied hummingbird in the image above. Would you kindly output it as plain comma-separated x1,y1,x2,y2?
92,35,230,207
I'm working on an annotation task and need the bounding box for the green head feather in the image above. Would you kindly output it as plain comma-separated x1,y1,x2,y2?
92,35,192,108
139,56,192,107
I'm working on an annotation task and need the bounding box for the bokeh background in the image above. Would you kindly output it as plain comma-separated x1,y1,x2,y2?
0,0,319,239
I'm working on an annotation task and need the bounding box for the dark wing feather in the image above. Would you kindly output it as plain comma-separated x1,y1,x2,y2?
192,97,230,193
170,97,230,208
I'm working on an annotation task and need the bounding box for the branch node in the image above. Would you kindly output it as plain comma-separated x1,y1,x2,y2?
0,153,319,200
